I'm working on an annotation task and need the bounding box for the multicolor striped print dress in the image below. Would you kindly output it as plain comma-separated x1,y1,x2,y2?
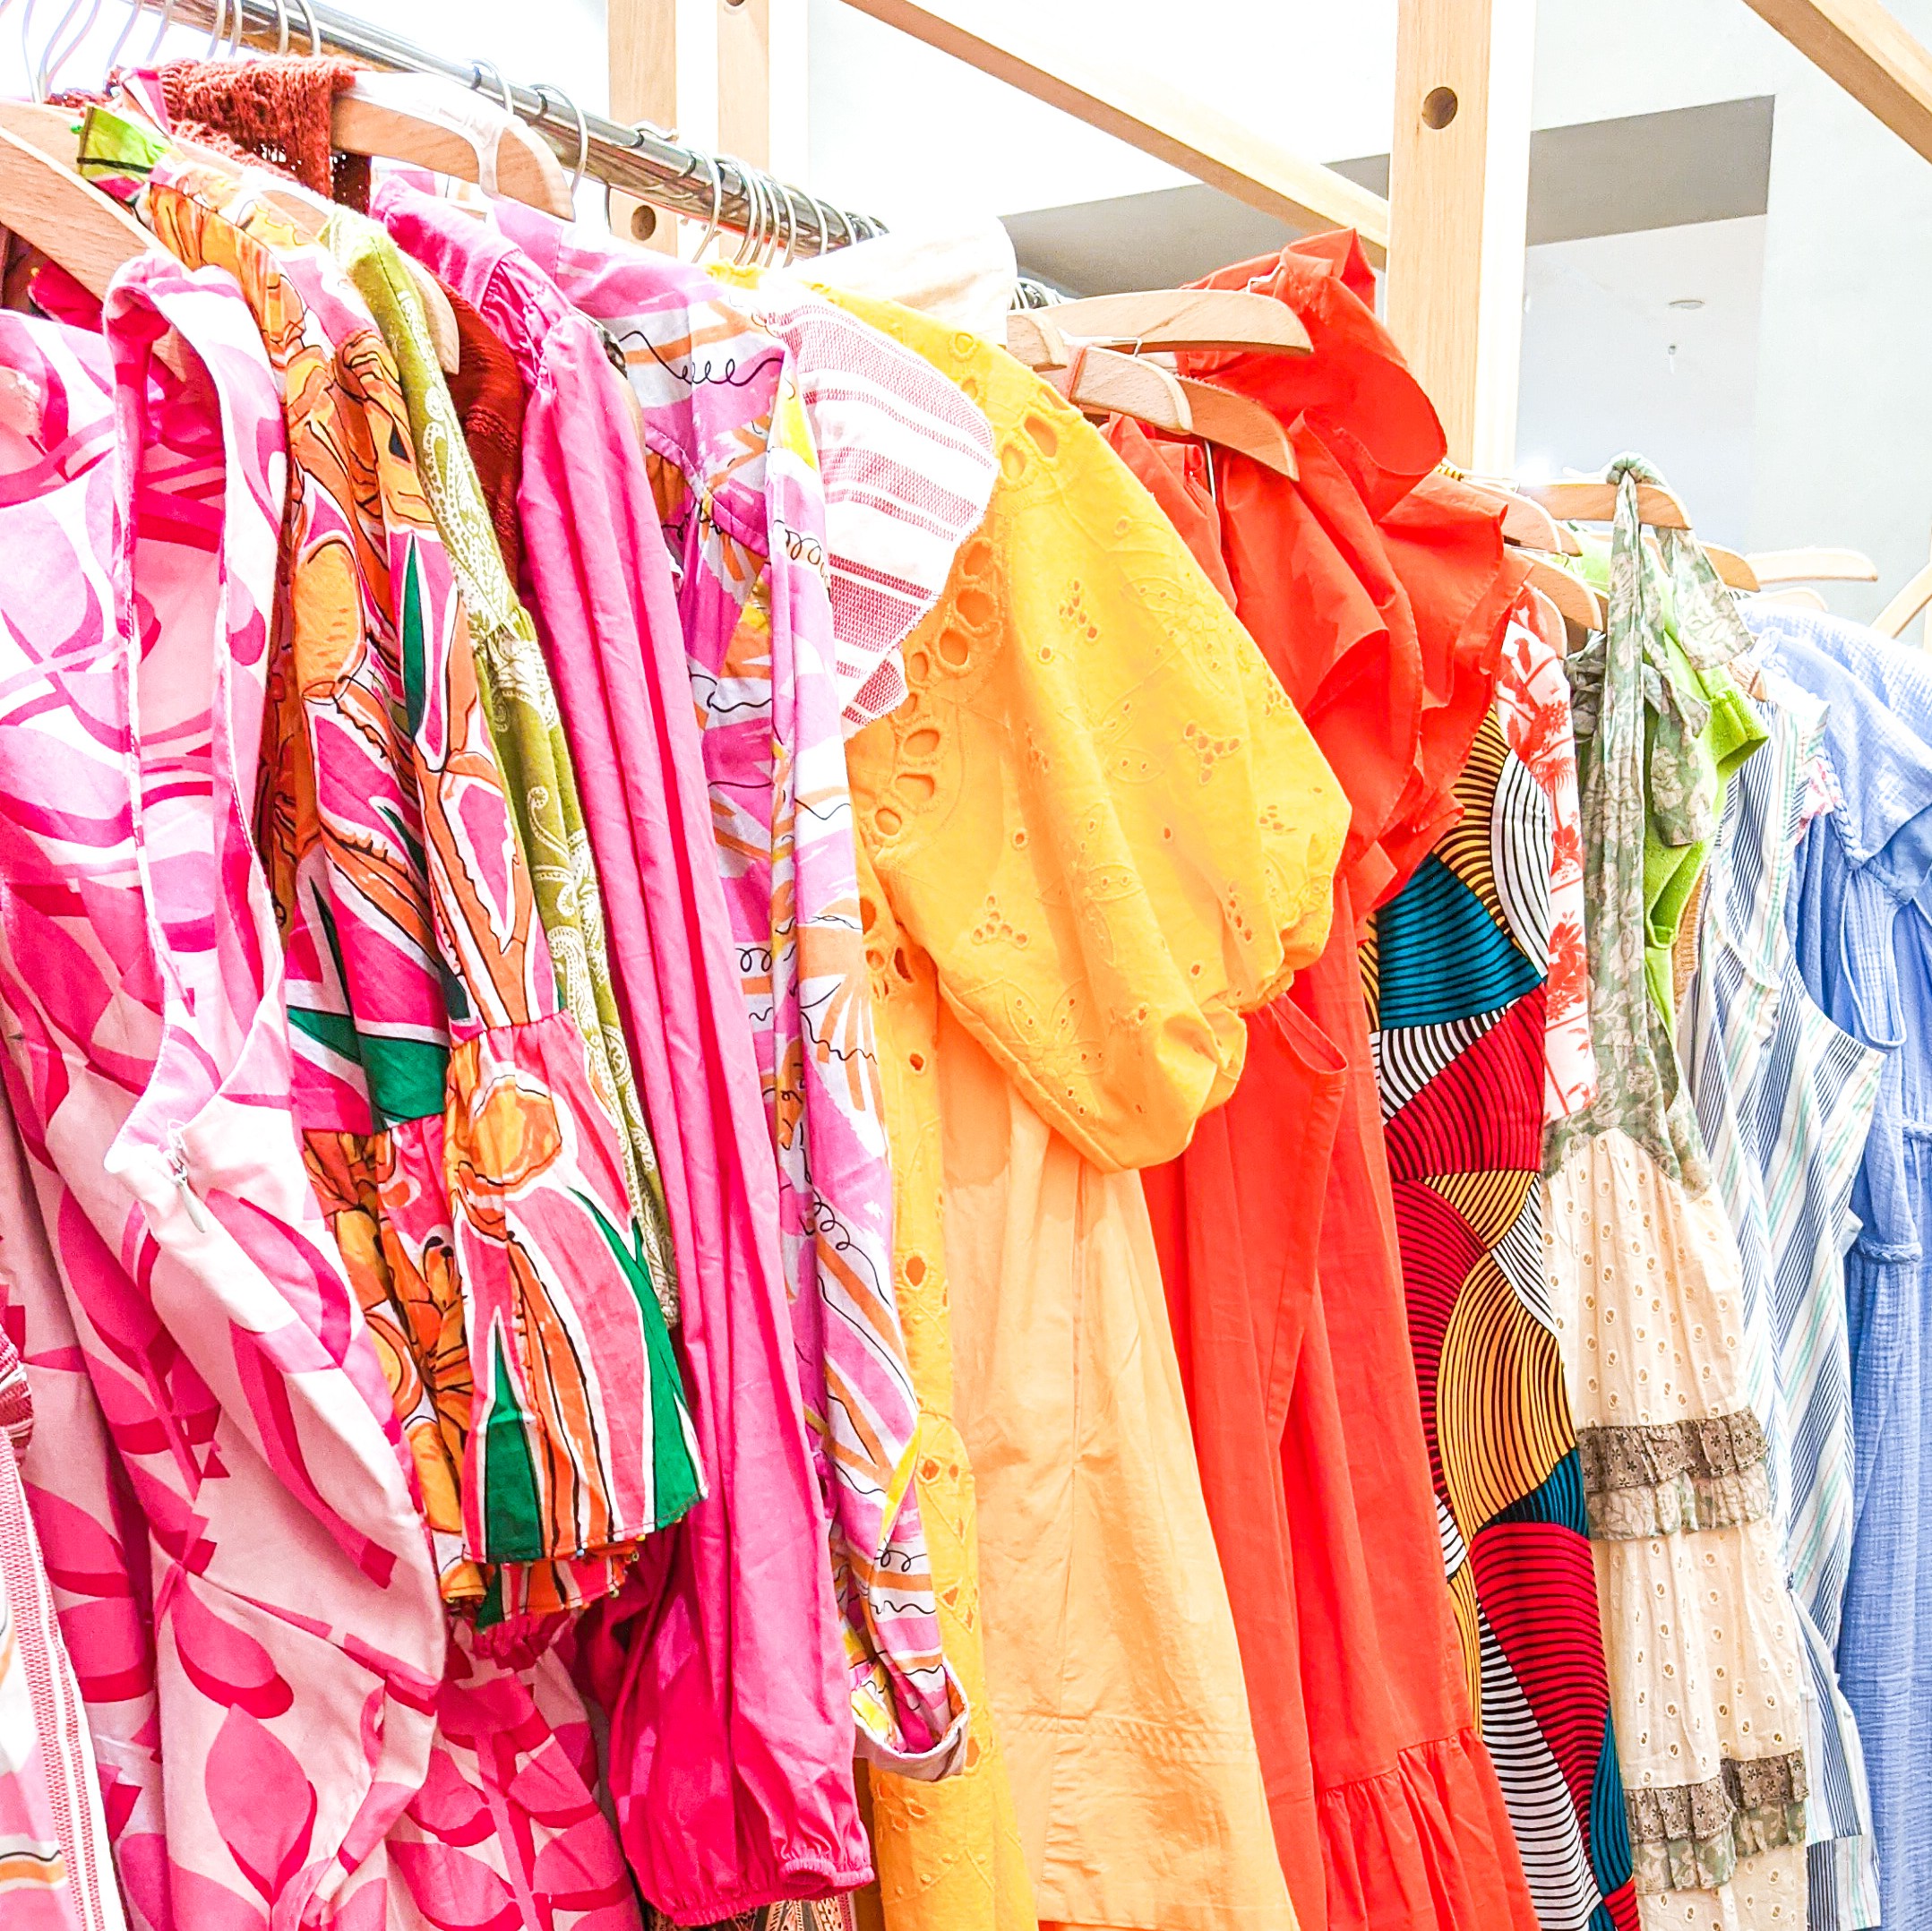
1369,616,1638,1931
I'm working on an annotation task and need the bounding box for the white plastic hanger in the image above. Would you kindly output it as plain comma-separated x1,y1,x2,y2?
331,72,574,220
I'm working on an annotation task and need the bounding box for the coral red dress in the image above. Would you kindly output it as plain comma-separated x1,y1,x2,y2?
1138,232,1539,1931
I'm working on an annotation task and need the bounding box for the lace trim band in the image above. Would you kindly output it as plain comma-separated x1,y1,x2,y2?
1586,1462,1771,1540
1577,1410,1772,1538
1627,1751,1808,1895
1579,1411,1770,1492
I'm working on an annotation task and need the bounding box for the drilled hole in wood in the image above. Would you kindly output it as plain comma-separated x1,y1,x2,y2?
630,203,658,242
1422,86,1459,129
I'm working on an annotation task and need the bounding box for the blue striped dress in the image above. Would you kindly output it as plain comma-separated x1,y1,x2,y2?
1748,606,1932,1931
1682,662,1884,1930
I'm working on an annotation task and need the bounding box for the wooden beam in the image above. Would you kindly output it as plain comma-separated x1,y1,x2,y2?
1385,0,1534,471
835,0,1389,259
1739,0,1932,163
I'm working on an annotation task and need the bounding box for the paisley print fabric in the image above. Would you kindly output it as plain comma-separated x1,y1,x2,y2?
1370,617,1635,1931
478,200,966,1779
0,255,641,1931
136,159,700,1621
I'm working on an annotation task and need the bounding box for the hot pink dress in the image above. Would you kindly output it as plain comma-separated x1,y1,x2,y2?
375,185,866,1922
0,255,640,1931
487,205,970,1781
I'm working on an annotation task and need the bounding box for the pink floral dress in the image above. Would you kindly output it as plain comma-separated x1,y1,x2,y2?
487,202,966,1781
0,255,640,1931
0,1308,124,1931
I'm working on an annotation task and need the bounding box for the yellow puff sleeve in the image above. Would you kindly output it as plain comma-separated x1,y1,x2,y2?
835,296,1347,1171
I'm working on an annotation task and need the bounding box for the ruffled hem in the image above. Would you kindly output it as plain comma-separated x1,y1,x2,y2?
1318,1725,1537,1931
1588,1463,1770,1541
1577,1401,1773,1542
1627,1752,1807,1896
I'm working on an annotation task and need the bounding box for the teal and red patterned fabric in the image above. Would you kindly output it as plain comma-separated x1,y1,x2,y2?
1370,617,1637,1931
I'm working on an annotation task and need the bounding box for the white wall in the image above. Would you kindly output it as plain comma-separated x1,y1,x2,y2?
805,0,1396,227
1528,0,1932,620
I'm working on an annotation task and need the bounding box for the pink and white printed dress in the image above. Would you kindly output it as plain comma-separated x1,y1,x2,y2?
0,255,640,1931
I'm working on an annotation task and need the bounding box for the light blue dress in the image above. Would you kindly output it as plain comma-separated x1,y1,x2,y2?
1750,605,1932,1931
1684,650,1885,1929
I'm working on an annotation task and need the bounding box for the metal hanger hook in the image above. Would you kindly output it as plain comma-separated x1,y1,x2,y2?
731,162,767,268
530,81,589,203
728,162,756,267
101,0,147,77
292,0,317,56
772,178,800,266
801,188,836,257
685,145,723,263
39,0,101,98
470,56,513,117
202,0,225,56
142,0,176,62
754,171,781,268
270,0,288,56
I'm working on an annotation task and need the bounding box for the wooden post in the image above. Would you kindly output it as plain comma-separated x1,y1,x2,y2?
606,0,776,252
1385,0,1535,472
717,0,773,170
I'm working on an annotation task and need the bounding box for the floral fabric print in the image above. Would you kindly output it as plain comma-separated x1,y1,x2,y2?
488,202,966,1779
1494,616,1596,1121
324,205,680,1322
141,161,700,1620
1548,455,1757,1191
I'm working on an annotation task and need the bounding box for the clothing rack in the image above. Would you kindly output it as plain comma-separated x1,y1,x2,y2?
133,0,884,253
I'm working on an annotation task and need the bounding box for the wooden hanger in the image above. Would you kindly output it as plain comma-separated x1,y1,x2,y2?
1009,311,1295,476
1875,560,1932,639
1038,344,1196,434
1701,544,1760,592
1517,477,1692,529
1451,469,1584,556
0,120,185,375
1170,373,1295,476
1023,288,1310,356
1752,586,1830,612
1747,545,1878,585
1521,556,1603,634
331,74,574,221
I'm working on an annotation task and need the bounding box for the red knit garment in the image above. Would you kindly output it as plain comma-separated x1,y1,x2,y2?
159,56,371,208
443,285,529,585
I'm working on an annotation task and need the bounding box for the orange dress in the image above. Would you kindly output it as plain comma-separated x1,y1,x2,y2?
1133,234,1541,1931
836,288,1349,1931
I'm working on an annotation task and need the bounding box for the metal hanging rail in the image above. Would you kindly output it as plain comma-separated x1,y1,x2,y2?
133,0,884,252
